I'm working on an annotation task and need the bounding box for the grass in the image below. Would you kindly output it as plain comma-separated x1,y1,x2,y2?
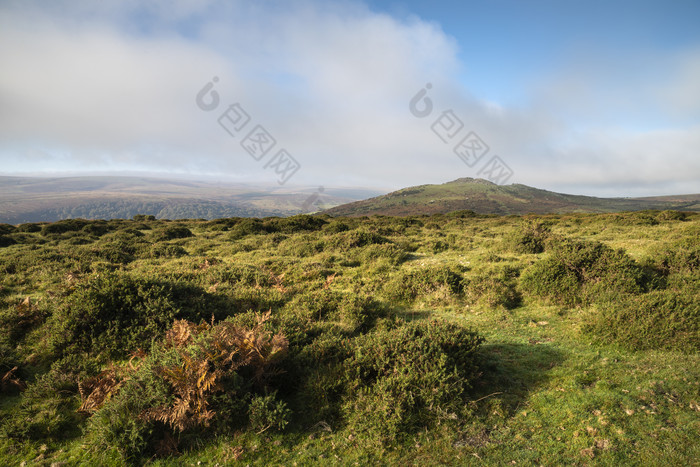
0,211,698,465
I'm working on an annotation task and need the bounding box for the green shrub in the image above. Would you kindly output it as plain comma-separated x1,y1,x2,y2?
229,218,266,239
41,219,90,235
355,243,409,265
287,330,352,422
48,273,212,359
608,212,660,226
504,222,551,254
655,238,700,275
658,210,687,221
342,320,484,444
16,223,43,233
83,359,170,462
324,221,350,233
583,290,699,352
209,223,229,232
464,267,521,310
150,243,188,258
0,224,16,235
216,283,287,313
432,240,449,253
519,257,580,306
384,265,464,302
0,297,46,344
285,290,346,323
95,246,135,264
0,235,16,248
264,215,327,233
520,238,645,306
248,392,292,433
446,210,477,218
207,218,240,231
152,226,194,241
277,237,325,257
331,230,389,250
112,228,145,239
82,222,109,236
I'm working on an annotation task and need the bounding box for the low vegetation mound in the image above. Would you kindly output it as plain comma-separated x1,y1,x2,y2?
520,237,645,307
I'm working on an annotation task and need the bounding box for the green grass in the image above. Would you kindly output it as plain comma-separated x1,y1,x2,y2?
0,211,698,465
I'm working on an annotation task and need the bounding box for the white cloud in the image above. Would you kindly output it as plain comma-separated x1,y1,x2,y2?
0,0,698,196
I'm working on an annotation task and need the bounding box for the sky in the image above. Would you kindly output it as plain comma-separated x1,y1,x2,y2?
0,0,699,196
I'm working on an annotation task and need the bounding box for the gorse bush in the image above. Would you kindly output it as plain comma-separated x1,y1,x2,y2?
583,290,700,352
0,297,45,344
656,238,700,275
150,243,188,258
229,218,267,239
16,223,43,233
353,243,409,265
41,219,90,235
248,392,291,433
657,210,687,221
504,222,551,254
0,224,17,235
81,221,110,236
520,238,645,306
277,236,325,257
48,273,216,359
0,235,16,248
323,220,351,233
464,266,522,310
384,265,464,302
342,320,484,444
152,226,194,241
330,229,390,250
263,214,327,234
1,371,83,442
209,263,273,288
608,211,660,226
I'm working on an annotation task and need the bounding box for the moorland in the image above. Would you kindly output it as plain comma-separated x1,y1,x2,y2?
0,210,698,465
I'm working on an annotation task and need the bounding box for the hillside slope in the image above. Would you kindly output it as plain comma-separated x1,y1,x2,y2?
324,178,700,216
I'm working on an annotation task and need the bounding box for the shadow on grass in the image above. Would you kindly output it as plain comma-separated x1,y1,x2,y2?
471,342,566,417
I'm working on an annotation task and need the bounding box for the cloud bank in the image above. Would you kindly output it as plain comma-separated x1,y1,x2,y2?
0,0,698,195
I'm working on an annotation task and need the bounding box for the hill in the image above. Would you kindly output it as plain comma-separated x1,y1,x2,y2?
0,176,380,223
323,177,700,216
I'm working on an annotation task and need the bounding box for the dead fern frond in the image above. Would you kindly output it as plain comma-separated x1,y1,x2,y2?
92,314,290,434
78,365,123,413
165,320,196,348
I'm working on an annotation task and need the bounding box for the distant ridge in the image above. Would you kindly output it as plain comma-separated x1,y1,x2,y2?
323,178,700,217
0,176,381,224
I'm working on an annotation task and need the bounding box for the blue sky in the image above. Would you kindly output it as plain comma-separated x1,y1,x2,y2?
392,1,696,102
0,0,698,196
